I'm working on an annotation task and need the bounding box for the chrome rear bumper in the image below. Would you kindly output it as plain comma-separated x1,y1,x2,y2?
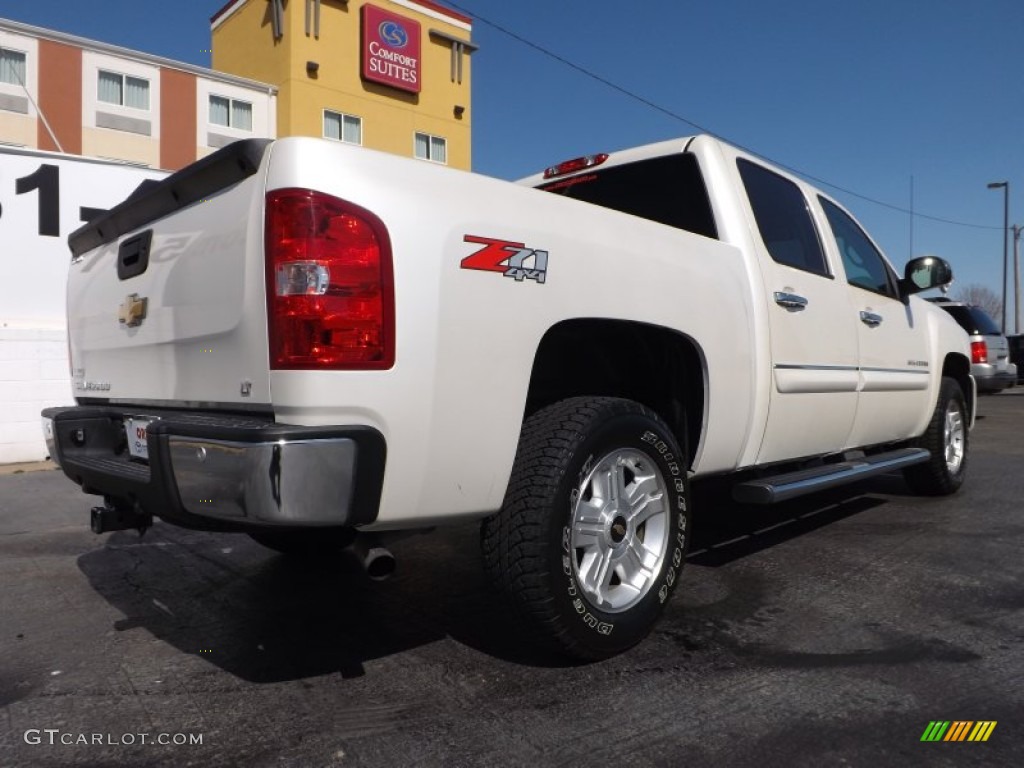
41,406,385,531
168,435,358,524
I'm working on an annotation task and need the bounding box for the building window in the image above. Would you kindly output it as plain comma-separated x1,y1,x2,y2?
0,47,27,86
414,132,447,164
209,95,253,131
98,70,150,110
323,110,362,145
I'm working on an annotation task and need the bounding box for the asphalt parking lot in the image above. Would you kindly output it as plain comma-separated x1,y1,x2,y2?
2,391,1022,768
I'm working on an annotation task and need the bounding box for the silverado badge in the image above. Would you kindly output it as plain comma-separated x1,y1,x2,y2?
118,293,148,328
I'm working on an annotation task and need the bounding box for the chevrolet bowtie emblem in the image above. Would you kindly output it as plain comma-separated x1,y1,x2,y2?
118,294,148,327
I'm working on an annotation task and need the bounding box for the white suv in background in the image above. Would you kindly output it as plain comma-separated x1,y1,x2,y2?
929,298,1017,392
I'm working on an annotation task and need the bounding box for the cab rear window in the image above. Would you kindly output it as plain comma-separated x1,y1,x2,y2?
538,154,718,240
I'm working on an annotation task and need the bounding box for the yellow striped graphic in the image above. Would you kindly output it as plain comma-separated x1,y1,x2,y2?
967,721,997,742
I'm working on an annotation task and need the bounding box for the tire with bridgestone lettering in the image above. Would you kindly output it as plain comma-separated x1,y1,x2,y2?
481,396,690,660
902,376,969,496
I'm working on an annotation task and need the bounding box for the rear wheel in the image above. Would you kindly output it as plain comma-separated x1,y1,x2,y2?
903,376,968,495
482,397,690,660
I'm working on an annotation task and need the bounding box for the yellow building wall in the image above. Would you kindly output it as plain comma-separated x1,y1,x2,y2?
0,112,36,149
81,127,160,167
213,0,471,169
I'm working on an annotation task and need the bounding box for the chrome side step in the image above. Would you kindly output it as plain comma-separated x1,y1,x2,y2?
732,447,930,505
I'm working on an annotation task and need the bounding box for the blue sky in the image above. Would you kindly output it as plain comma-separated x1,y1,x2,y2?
7,0,1023,325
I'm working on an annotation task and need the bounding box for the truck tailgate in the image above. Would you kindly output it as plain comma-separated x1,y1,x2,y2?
66,140,273,407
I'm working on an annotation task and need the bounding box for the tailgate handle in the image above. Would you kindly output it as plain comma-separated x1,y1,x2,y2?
117,230,153,281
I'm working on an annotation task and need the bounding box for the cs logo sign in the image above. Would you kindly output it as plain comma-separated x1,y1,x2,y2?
379,21,409,48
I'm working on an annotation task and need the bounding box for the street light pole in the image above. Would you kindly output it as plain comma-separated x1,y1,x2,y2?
988,181,1009,334
1014,224,1021,335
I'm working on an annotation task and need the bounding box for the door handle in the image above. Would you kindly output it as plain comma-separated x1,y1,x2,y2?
774,292,808,311
860,311,883,327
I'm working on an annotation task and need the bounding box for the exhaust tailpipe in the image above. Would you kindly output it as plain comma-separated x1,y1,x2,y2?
350,534,396,581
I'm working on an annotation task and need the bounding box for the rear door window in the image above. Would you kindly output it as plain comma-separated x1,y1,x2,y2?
737,160,829,277
538,153,718,240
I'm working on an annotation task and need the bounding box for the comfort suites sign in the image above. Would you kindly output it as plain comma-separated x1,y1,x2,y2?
362,4,422,94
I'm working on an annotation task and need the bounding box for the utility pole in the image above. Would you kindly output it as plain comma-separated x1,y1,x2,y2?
909,175,915,261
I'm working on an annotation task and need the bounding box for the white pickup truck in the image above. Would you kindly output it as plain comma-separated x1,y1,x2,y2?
43,135,974,659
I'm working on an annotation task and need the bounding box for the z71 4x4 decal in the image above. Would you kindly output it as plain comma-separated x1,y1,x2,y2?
461,235,549,284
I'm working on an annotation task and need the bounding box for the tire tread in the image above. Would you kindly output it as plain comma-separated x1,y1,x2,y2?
903,376,968,496
481,396,670,659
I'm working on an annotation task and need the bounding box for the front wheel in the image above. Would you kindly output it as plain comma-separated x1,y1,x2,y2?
482,397,691,660
903,376,969,495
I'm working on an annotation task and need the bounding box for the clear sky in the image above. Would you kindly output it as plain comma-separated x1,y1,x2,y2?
7,0,1023,326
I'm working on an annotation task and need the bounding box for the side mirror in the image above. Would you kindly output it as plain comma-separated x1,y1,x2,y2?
899,256,954,296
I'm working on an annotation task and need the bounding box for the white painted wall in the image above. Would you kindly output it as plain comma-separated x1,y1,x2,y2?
0,326,69,463
0,146,166,462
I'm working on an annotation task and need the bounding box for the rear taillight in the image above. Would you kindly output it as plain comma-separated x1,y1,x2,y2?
970,340,988,365
265,189,394,369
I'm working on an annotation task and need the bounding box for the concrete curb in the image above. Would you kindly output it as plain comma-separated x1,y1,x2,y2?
0,460,58,475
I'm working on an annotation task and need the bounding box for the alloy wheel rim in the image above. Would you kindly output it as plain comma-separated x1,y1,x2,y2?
943,400,965,474
569,448,670,613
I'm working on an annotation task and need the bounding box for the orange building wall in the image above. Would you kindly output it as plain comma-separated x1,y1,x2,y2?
37,39,82,154
160,68,197,170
